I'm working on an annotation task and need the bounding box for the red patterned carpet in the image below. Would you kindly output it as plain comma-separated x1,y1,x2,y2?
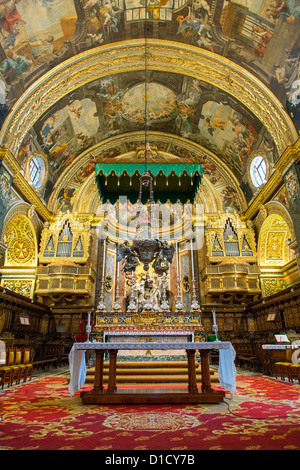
0,374,299,450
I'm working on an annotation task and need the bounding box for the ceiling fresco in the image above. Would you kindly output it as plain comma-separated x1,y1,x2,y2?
0,0,298,218
0,0,299,131
16,70,278,208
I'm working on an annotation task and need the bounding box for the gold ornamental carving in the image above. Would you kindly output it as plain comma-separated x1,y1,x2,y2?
262,278,285,297
1,279,33,298
242,169,283,221
3,214,37,267
133,311,164,326
258,214,290,266
266,232,285,260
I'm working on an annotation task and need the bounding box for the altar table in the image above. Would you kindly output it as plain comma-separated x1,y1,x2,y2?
69,341,236,404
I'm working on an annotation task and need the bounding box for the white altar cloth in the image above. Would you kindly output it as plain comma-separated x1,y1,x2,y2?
68,341,237,397
262,344,299,349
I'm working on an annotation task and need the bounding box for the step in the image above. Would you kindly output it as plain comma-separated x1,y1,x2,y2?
84,360,218,386
84,374,219,384
86,367,215,376
87,361,201,369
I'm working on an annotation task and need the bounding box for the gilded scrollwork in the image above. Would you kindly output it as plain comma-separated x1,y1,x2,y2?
1,279,33,298
262,278,285,297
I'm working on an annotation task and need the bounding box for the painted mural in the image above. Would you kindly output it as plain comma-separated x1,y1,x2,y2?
175,0,300,133
0,0,290,215
199,102,257,169
202,160,241,213
0,0,298,137
0,0,77,86
274,184,290,207
120,83,177,123
39,97,99,161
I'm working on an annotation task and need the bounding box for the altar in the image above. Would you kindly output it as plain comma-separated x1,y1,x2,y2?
73,157,232,403
102,329,194,358
69,340,236,404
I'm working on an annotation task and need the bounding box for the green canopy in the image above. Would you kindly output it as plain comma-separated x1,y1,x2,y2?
95,163,203,204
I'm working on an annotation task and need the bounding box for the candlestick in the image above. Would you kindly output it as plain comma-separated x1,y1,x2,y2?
190,238,200,311
97,238,107,311
113,257,121,311
175,240,184,311
190,239,194,279
102,238,106,278
86,311,92,342
212,310,220,341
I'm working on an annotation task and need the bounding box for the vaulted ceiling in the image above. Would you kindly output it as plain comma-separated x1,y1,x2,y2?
0,0,299,219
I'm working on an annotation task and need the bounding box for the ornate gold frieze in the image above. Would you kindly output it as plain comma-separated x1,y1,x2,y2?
274,137,300,175
132,311,165,326
95,313,202,328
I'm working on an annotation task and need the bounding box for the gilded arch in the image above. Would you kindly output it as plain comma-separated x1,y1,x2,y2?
264,200,296,242
0,40,297,159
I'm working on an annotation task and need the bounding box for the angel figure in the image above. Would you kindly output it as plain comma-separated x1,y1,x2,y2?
152,240,175,275
117,241,139,273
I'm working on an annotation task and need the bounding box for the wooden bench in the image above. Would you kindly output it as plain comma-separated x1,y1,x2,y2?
236,354,256,371
57,355,69,367
32,357,58,370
